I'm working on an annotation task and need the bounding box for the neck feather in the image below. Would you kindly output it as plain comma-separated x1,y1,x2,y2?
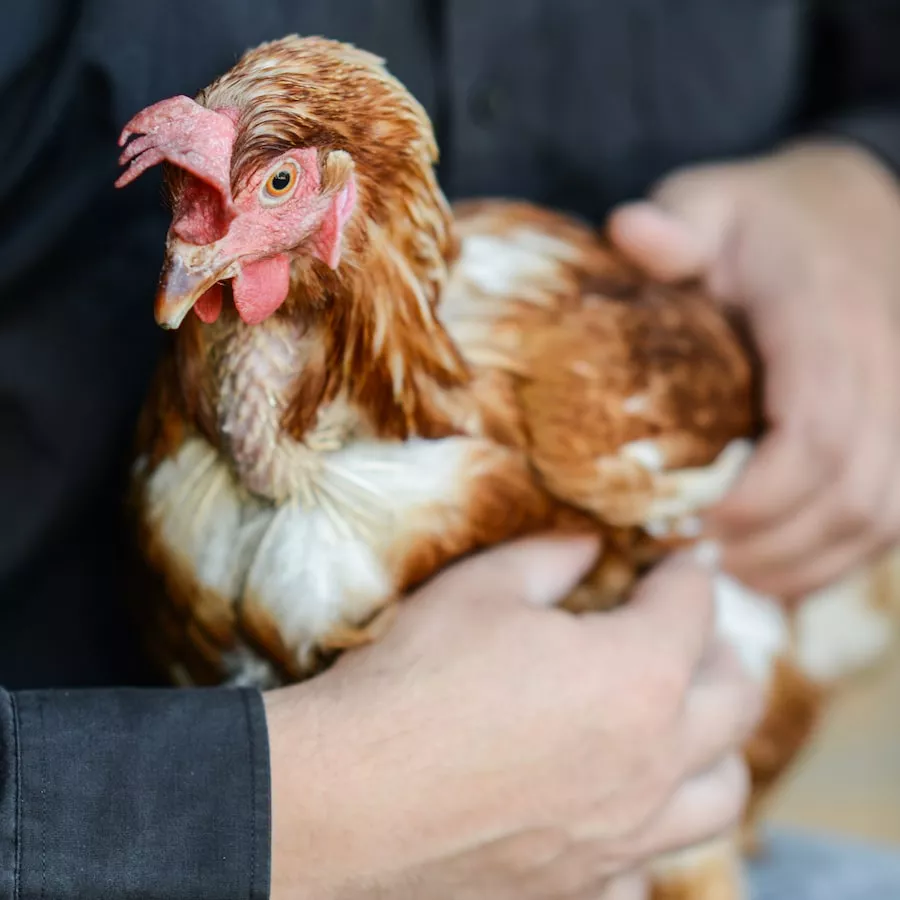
283,187,470,440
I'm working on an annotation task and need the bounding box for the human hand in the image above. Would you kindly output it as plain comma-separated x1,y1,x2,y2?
609,142,900,599
265,536,761,899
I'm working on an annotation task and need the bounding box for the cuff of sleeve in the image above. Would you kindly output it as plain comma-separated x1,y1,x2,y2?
811,106,900,181
4,687,270,900
0,691,19,900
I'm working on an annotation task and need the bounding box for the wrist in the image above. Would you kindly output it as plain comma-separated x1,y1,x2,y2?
265,685,342,900
768,138,900,195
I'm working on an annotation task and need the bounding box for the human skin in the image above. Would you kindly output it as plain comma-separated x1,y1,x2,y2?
264,537,760,900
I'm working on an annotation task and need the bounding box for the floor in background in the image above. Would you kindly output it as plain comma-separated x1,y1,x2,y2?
766,646,900,847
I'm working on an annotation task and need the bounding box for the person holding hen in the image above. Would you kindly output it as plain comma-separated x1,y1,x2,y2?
2,3,900,900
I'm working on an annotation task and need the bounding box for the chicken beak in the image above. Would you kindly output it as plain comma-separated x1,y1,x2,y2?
155,239,234,329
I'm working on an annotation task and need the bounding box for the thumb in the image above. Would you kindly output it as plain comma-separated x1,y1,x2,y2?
608,551,717,668
607,201,713,283
429,534,601,609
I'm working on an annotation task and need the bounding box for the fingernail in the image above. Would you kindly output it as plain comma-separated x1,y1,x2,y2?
657,539,722,575
692,539,723,571
523,535,601,607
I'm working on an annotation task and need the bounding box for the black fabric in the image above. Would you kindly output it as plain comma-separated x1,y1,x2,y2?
0,687,270,900
2,1,900,898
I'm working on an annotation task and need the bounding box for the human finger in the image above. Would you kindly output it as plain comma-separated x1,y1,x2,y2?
675,640,764,776
595,555,717,682
720,329,899,594
720,464,887,598
711,291,861,534
421,533,602,611
752,529,885,601
619,755,749,861
607,202,714,283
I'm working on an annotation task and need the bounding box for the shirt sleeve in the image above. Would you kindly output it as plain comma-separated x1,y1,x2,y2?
803,1,900,176
0,687,270,900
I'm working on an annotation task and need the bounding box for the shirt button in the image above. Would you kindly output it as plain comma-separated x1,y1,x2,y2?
467,81,506,127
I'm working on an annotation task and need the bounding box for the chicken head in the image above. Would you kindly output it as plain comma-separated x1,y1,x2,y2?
117,95,357,329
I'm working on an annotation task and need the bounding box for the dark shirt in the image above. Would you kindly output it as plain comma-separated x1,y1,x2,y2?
1,1,899,897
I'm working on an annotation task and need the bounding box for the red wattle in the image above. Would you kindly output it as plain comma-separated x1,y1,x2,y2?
232,255,292,325
194,283,224,323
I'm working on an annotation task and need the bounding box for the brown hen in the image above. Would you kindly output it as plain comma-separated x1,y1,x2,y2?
119,36,896,900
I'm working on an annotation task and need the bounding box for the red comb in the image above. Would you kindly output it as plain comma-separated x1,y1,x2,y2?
115,95,237,219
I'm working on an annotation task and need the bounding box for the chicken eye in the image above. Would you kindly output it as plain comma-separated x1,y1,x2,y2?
270,170,292,192
262,163,297,202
